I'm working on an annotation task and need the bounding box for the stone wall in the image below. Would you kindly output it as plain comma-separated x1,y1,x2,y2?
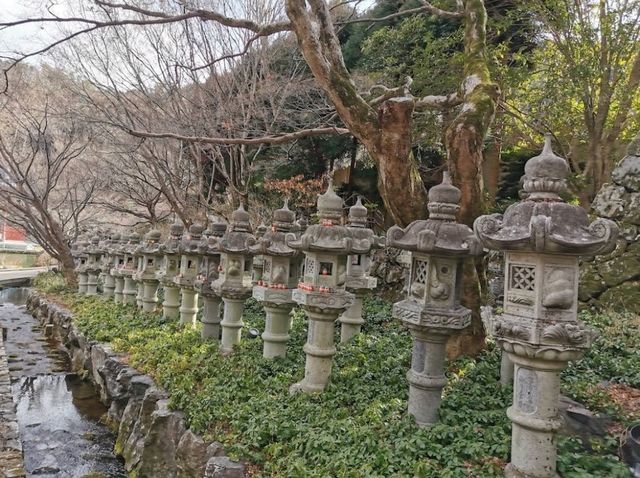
26,293,246,478
0,327,26,478
581,136,640,312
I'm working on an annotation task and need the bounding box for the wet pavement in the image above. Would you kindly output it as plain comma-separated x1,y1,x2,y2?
0,288,127,478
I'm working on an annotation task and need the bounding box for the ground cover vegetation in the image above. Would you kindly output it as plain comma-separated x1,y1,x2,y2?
33,272,636,477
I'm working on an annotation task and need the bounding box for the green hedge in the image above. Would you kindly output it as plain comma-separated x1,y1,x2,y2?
37,275,634,477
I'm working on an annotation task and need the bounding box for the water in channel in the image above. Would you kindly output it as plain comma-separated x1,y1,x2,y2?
0,287,127,478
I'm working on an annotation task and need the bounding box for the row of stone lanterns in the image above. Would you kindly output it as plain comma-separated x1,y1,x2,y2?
69,140,615,478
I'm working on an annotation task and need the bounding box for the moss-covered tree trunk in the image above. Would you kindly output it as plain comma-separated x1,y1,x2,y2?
445,0,499,357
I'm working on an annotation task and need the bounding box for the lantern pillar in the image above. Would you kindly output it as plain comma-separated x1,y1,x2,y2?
201,296,223,339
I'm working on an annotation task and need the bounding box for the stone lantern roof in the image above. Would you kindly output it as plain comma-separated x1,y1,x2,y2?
474,137,618,255
248,200,298,257
159,222,184,255
198,216,227,255
140,230,162,254
215,205,254,254
124,232,141,254
387,173,481,256
180,223,205,253
346,197,384,249
287,181,365,254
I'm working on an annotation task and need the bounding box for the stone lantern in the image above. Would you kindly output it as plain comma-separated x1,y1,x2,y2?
133,235,146,308
110,234,127,303
248,200,302,359
195,217,227,339
101,233,118,298
74,237,89,294
133,230,163,312
388,173,482,426
339,198,384,342
85,235,103,296
251,222,268,286
211,205,255,355
121,233,142,305
474,137,618,478
175,223,205,326
157,223,184,319
287,182,371,394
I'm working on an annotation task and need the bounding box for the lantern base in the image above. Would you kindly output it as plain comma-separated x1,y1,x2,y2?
136,282,144,308
77,273,88,294
290,308,340,394
86,273,99,296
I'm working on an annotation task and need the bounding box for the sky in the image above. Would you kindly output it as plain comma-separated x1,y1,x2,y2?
0,0,70,63
0,0,377,66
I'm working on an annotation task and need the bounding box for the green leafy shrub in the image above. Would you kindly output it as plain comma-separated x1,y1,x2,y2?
32,271,73,294
36,285,633,477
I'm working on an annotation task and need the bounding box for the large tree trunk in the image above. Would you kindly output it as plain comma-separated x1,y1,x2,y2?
365,98,427,226
445,0,499,357
59,250,78,286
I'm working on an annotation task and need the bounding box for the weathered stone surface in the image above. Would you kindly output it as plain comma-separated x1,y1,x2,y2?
577,263,607,301
612,150,640,191
590,183,627,219
176,429,208,478
597,281,640,311
129,399,186,478
596,252,640,287
581,134,640,313
204,457,245,478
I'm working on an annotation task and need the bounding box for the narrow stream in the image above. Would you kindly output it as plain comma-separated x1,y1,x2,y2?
0,288,127,478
